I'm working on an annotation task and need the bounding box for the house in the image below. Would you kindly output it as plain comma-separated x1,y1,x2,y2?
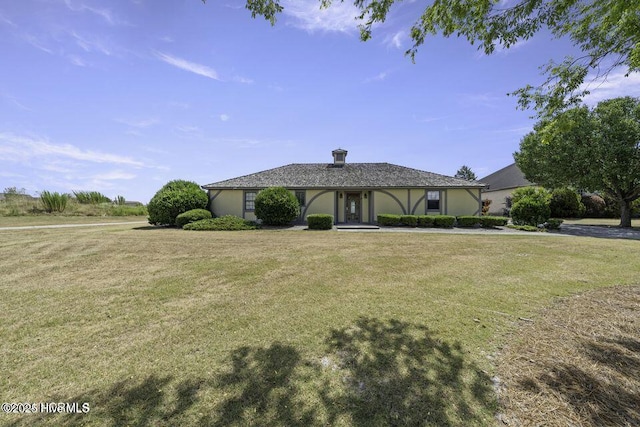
202,149,485,224
478,163,533,215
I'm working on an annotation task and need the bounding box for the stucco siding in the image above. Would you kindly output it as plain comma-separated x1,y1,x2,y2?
304,190,335,221
446,188,482,216
482,189,513,215
209,190,244,218
372,189,407,217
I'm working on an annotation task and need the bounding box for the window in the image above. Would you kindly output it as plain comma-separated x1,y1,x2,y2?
427,191,440,210
295,190,306,207
244,191,256,211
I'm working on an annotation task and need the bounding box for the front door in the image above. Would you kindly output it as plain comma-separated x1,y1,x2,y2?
345,192,361,223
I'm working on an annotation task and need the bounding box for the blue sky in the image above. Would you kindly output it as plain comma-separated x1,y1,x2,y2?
2,0,639,203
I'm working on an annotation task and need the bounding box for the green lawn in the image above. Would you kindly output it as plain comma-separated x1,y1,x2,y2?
0,215,147,227
1,225,638,426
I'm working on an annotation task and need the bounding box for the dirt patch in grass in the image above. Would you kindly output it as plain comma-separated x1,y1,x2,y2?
496,285,640,426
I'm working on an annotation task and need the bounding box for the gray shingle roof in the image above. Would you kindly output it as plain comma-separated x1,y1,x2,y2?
203,163,484,189
478,163,533,191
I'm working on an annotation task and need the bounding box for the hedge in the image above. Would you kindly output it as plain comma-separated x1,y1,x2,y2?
456,216,481,227
400,215,418,227
432,215,456,228
377,214,402,226
307,214,334,230
416,215,434,228
183,215,257,231
480,216,508,228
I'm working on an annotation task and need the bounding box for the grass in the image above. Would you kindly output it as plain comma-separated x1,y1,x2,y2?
1,226,639,426
0,198,147,220
562,218,640,227
0,215,148,227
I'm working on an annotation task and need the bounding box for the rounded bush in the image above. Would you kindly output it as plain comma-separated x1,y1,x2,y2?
511,186,547,204
511,197,551,226
550,188,585,218
581,194,606,218
307,214,333,230
175,208,212,229
254,187,300,226
148,180,208,226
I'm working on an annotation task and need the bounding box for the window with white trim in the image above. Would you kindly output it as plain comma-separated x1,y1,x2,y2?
244,191,256,211
427,191,440,211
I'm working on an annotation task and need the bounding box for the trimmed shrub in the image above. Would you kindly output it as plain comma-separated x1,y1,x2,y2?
255,187,300,226
416,215,434,228
511,197,551,226
456,216,480,227
512,186,551,205
377,214,401,226
183,215,257,231
480,216,508,228
176,208,212,228
400,215,418,227
148,180,208,226
307,214,333,230
545,218,564,230
40,191,69,213
581,194,607,218
550,188,585,218
432,215,456,228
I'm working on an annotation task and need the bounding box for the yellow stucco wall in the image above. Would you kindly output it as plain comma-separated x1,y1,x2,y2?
209,190,244,217
372,189,407,217
303,190,335,220
445,188,482,216
482,189,513,215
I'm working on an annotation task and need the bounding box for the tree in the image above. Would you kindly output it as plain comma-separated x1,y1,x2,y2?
454,165,477,181
515,97,640,228
254,187,300,226
210,0,640,117
148,180,208,226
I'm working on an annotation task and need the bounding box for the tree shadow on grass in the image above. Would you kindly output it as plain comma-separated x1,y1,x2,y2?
537,337,640,426
5,318,496,426
318,317,495,426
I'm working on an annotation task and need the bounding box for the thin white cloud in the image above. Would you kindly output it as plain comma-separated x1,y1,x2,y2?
283,0,360,33
0,133,146,167
22,34,54,54
384,31,405,50
70,31,112,56
363,71,389,83
581,70,640,106
0,12,17,27
154,51,220,81
233,75,254,84
63,0,122,26
67,54,88,67
92,170,136,180
219,114,230,122
117,118,159,128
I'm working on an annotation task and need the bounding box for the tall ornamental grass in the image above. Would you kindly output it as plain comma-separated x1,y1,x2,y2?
40,191,69,213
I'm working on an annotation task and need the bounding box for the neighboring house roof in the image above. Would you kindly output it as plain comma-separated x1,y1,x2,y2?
478,163,533,191
203,163,485,190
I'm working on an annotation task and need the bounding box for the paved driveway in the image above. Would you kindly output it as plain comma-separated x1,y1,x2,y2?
551,224,640,240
